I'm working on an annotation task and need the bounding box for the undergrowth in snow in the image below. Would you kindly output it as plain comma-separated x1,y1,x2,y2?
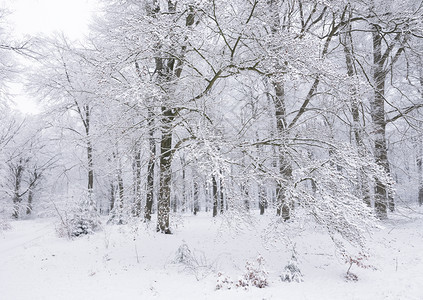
1,206,423,299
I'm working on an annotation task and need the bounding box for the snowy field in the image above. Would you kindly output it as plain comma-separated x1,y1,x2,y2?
1,207,423,300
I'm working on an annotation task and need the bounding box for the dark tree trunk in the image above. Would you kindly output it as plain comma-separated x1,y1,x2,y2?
193,181,199,215
110,182,115,213
241,183,249,211
26,189,33,215
212,175,218,217
219,177,224,214
259,186,266,215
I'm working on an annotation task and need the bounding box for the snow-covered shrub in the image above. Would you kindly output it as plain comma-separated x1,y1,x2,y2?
237,254,269,288
172,242,214,280
280,250,303,283
67,213,100,237
216,255,269,290
54,194,100,238
216,272,233,290
341,251,375,282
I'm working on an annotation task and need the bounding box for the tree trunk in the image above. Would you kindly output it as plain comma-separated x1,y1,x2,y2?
154,1,193,233
193,180,199,215
259,186,266,215
157,108,174,233
212,175,218,217
417,132,423,206
371,26,391,218
12,162,24,219
145,108,155,221
110,182,115,213
273,81,292,221
219,176,225,214
181,157,186,213
267,0,292,221
85,104,95,210
26,188,33,215
241,183,249,211
117,162,125,224
418,69,423,206
342,25,371,206
133,148,142,217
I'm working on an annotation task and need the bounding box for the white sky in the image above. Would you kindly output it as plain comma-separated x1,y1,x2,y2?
7,0,97,39
4,0,98,114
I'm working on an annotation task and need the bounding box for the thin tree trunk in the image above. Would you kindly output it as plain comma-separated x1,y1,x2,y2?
110,182,115,213
133,148,142,217
259,186,266,215
181,157,186,213
145,107,155,221
417,130,423,206
117,161,125,224
193,180,199,215
241,183,250,211
212,175,218,217
84,104,95,211
219,176,224,214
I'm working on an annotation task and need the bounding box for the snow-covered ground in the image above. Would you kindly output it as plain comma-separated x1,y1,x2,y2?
1,207,423,300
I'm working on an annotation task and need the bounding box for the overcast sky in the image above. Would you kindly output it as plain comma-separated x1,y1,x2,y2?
4,0,98,113
6,0,97,38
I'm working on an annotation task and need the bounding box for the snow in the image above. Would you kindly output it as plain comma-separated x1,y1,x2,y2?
1,208,423,300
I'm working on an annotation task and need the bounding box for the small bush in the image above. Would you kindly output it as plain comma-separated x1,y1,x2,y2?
237,255,269,288
173,242,214,280
216,272,233,290
54,196,100,238
280,250,303,283
341,251,375,282
216,255,269,290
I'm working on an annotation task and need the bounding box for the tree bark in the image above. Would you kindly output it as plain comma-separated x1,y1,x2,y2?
259,186,266,215
11,161,24,219
418,69,423,207
193,180,199,215
157,108,174,233
371,25,391,218
145,109,155,221
84,104,95,210
342,22,371,207
212,175,218,217
133,148,142,217
154,0,193,233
